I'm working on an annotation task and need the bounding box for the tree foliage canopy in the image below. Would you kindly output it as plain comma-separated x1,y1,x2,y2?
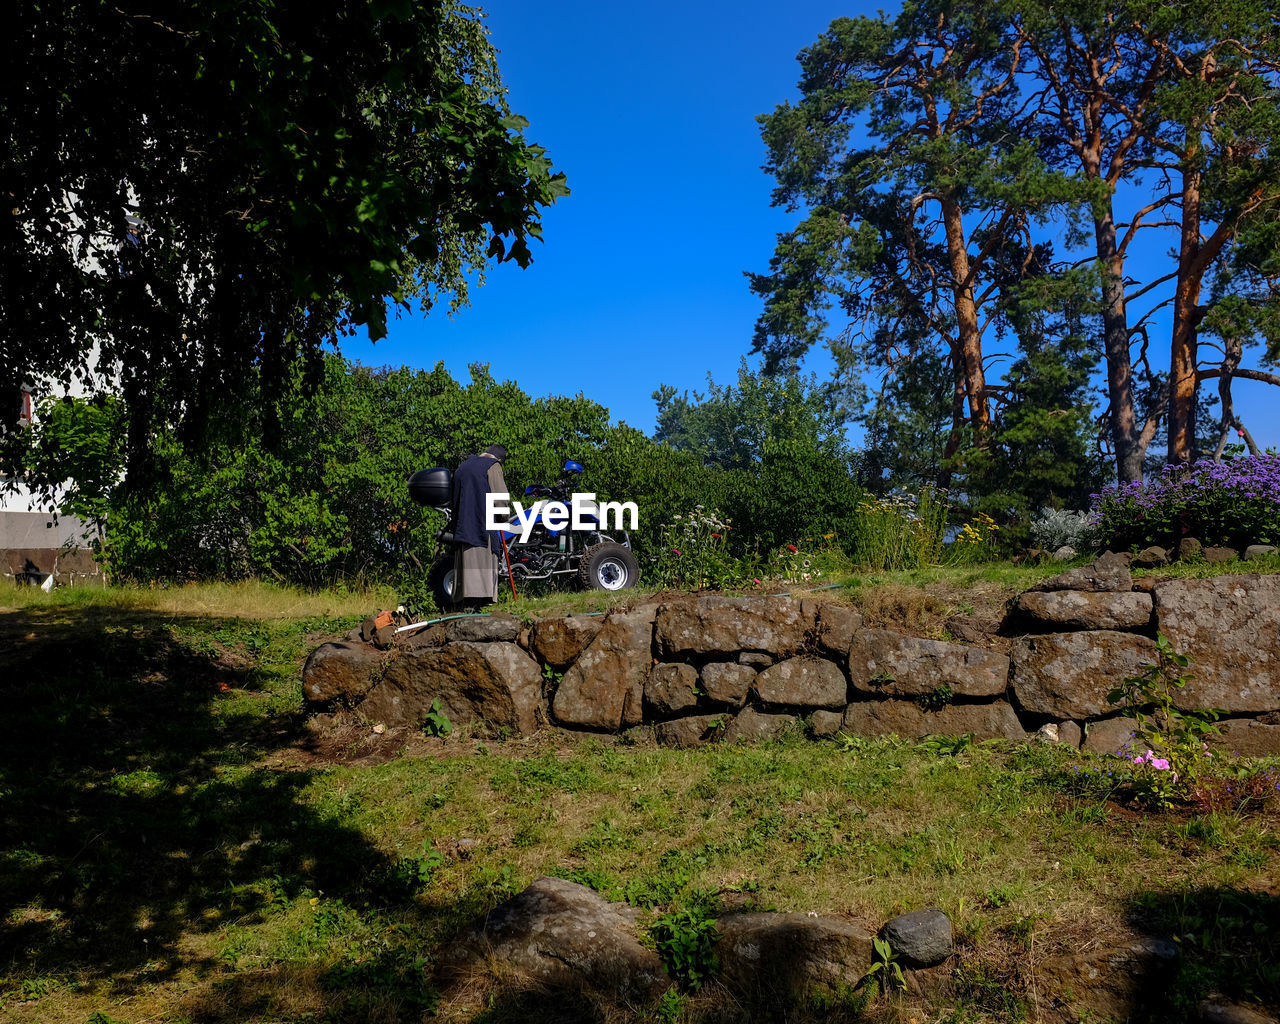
753,0,1280,485
2,0,567,476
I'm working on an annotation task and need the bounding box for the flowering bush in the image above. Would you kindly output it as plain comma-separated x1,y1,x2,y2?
649,506,756,590
1089,453,1280,550
1030,507,1091,551
765,538,849,584
1105,634,1222,810
945,510,1001,565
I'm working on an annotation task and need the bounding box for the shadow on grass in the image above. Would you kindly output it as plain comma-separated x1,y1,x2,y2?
1126,886,1280,1018
0,606,383,990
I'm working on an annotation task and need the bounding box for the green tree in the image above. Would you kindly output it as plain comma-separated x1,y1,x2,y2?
652,363,863,551
999,0,1280,469
2,0,567,483
751,3,1089,485
653,361,845,471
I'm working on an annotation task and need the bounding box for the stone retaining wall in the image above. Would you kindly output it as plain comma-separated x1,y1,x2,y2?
303,556,1280,755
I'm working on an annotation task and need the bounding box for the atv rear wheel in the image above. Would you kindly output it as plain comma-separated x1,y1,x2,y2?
428,555,459,610
578,542,639,592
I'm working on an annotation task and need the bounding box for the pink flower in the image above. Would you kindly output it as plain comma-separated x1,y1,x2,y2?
671,549,682,556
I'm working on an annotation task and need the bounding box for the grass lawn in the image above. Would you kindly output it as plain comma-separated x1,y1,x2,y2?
1,577,1278,1024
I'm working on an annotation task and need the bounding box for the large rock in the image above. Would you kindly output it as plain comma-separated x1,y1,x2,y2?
847,629,1009,698
645,663,699,716
1037,937,1179,1024
551,605,656,730
715,912,873,997
1204,545,1239,564
811,601,864,657
531,615,603,669
1030,551,1131,593
1034,721,1083,748
880,908,952,967
1011,631,1158,718
842,700,1026,741
1179,537,1203,561
1210,716,1280,757
700,662,755,707
1244,545,1279,561
357,641,540,734
443,614,522,643
1008,590,1153,632
1132,545,1169,568
446,876,669,999
810,710,844,737
753,657,847,709
1154,576,1280,712
725,708,796,742
1082,717,1142,756
302,640,385,706
654,714,727,748
654,595,814,659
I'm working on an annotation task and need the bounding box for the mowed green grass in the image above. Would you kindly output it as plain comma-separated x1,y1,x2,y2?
0,581,1277,1024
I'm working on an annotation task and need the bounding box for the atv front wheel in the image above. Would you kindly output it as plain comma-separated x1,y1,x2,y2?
578,542,639,592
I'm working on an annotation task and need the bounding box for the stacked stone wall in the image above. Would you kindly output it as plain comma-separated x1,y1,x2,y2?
303,557,1280,755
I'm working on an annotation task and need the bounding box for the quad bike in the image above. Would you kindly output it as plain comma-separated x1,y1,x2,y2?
408,458,640,610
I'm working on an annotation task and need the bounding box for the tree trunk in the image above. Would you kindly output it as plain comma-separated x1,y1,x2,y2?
939,197,992,437
1094,211,1145,483
938,357,966,490
1168,167,1204,465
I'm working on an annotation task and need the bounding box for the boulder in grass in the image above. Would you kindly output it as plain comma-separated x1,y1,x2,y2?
1082,717,1142,757
880,908,953,967
1178,537,1203,561
1244,544,1279,561
725,708,796,742
841,700,1026,742
655,714,727,749
1132,545,1169,568
716,912,873,997
446,876,670,1000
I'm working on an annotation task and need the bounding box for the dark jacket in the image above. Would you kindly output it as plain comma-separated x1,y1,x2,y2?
451,453,507,550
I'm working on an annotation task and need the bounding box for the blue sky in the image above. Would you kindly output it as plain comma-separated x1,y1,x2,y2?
354,0,1279,453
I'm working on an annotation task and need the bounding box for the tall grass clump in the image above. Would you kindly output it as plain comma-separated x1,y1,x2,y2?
848,490,948,571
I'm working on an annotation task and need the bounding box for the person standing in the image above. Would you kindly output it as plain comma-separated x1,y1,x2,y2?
450,444,509,608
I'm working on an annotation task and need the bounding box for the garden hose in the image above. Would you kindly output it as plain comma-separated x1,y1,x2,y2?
394,611,494,635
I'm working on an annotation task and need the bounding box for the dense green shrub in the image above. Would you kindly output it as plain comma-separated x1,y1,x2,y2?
31,356,867,591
